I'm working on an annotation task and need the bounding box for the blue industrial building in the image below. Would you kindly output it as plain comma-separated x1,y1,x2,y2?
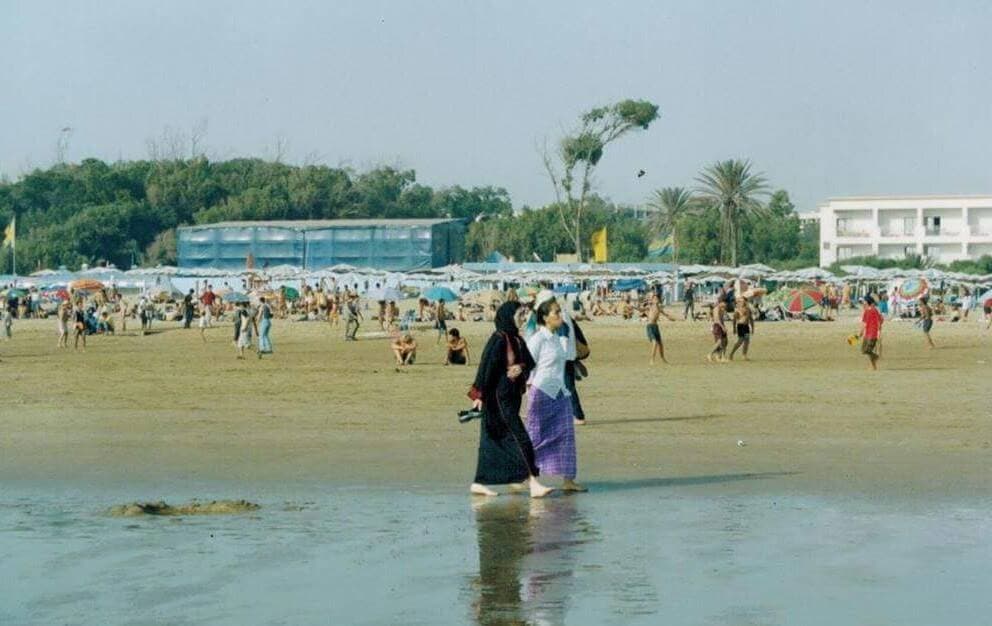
177,219,466,271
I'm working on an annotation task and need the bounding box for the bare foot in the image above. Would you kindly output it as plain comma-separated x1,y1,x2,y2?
529,482,554,499
470,483,498,497
561,479,587,492
706,354,714,363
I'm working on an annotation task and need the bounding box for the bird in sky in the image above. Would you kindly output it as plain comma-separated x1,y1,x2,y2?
636,169,646,178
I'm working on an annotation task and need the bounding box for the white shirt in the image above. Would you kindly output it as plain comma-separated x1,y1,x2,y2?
526,326,570,398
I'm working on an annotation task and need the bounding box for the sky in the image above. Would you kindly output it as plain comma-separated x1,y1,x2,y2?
2,0,990,214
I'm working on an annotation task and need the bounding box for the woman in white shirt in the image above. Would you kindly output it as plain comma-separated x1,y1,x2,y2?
524,296,586,492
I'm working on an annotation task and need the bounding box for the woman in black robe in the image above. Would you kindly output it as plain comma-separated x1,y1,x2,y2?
468,301,553,498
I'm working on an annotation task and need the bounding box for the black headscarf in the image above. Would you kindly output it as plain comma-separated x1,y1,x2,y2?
494,301,520,335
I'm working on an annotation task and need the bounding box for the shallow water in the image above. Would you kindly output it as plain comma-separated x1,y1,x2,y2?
2,479,991,625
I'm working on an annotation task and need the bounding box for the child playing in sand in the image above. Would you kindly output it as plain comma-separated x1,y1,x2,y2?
707,301,728,363
444,328,469,365
392,333,417,367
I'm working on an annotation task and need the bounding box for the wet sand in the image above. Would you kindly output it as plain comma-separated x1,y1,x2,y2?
1,312,989,496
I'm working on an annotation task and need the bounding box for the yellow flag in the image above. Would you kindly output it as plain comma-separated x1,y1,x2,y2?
2,216,13,249
590,227,607,263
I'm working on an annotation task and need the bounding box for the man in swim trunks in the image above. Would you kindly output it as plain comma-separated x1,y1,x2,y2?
918,296,935,348
645,292,675,364
728,297,755,361
707,301,728,363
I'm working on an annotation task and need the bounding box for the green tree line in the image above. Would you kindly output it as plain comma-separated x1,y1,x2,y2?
0,158,513,272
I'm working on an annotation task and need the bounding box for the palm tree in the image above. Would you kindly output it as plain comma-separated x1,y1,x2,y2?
694,159,770,266
647,187,696,264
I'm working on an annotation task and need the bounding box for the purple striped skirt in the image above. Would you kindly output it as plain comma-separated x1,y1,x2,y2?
525,387,576,479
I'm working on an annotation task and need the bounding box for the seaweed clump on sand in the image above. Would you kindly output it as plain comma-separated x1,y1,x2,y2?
108,499,261,517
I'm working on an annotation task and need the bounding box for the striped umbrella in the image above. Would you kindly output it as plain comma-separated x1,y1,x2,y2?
898,278,929,300
785,288,823,313
70,278,104,292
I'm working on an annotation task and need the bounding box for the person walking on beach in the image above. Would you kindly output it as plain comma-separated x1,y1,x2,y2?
707,301,728,363
918,296,935,348
344,293,362,341
524,297,586,492
860,296,883,370
728,297,755,361
236,303,257,359
199,285,216,331
256,296,274,358
182,289,194,328
645,292,674,364
435,299,448,344
468,301,553,498
683,281,696,320
2,299,12,340
57,300,70,348
72,302,87,351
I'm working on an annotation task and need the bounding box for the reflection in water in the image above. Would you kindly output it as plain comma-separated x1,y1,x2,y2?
470,497,591,625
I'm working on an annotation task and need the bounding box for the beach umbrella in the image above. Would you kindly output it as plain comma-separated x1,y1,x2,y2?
225,292,250,304
70,278,104,291
898,278,929,300
281,286,301,301
421,286,459,302
785,288,823,313
367,287,403,302
554,284,580,294
41,287,70,301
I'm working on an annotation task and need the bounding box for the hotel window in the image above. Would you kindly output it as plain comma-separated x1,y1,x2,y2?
903,246,915,256
902,217,915,235
924,216,941,235
836,218,850,234
925,245,940,259
837,246,853,260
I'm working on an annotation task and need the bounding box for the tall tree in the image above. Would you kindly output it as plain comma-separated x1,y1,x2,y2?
647,186,696,263
543,99,659,261
694,159,769,266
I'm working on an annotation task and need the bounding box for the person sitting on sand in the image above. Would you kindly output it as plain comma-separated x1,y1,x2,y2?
392,333,417,366
444,328,470,365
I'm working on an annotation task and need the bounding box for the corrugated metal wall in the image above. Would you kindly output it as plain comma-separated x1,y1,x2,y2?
178,222,465,270
178,226,304,269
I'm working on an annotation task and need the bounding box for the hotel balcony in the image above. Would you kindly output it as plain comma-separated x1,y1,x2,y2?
968,224,992,239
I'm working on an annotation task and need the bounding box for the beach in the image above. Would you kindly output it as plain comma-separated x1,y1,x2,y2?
2,312,989,497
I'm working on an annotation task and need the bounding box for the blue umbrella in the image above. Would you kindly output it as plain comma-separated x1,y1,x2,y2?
421,286,459,302
225,292,250,304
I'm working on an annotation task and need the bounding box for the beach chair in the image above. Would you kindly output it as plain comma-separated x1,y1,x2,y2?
399,310,416,331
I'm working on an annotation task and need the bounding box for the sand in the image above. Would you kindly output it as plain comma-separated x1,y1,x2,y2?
1,311,989,496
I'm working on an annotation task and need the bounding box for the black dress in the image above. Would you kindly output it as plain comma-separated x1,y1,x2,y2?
469,329,540,485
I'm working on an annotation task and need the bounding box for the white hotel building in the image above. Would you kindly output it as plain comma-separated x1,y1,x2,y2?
818,195,992,267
